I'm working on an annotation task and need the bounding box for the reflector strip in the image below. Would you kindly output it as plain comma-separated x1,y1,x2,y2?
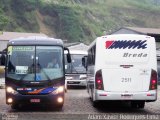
147,93,154,96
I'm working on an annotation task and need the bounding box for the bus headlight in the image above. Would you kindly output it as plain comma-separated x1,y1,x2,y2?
57,86,64,93
52,86,64,94
6,87,18,94
57,97,63,103
79,75,87,80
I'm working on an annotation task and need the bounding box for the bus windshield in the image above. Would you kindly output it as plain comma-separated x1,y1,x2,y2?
65,54,86,74
7,46,63,81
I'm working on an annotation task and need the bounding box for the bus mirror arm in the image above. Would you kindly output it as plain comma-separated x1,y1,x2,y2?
64,47,71,63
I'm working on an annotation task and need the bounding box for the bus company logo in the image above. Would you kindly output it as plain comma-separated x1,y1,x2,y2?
105,40,147,49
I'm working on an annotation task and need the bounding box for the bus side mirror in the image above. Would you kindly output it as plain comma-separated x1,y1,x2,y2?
82,56,87,69
67,53,71,63
64,47,71,63
0,54,6,66
82,57,85,67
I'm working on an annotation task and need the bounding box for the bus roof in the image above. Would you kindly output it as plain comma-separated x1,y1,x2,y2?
88,34,152,50
8,36,63,46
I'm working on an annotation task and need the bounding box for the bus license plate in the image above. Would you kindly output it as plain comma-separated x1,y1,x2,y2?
30,99,40,103
121,94,133,99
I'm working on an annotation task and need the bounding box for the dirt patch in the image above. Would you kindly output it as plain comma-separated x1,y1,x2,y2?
35,10,56,37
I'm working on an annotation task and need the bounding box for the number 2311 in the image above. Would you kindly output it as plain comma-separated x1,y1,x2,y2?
121,78,131,82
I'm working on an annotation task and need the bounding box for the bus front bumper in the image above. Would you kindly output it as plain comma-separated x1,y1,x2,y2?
6,92,64,106
95,90,157,102
66,80,87,87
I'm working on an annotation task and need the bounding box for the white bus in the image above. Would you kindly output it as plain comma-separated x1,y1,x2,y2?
65,50,87,89
85,34,157,108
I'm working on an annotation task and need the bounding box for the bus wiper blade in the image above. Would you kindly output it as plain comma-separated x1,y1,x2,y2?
71,64,78,73
37,63,51,82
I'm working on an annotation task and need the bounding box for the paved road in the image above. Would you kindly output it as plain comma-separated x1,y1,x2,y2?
0,87,160,120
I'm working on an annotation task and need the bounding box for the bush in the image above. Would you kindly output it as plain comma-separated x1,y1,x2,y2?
40,3,84,42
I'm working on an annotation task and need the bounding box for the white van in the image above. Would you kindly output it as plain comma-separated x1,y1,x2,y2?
86,34,157,108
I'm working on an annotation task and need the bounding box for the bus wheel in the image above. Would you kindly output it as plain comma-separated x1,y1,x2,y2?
131,101,137,108
137,101,145,109
55,104,63,111
131,101,145,109
93,100,99,108
50,104,63,111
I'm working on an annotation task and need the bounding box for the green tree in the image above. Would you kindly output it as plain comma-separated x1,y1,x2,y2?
0,8,9,31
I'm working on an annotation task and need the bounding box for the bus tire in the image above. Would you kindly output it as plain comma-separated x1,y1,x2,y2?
138,101,145,109
56,104,63,111
131,101,137,108
93,100,99,108
131,101,145,109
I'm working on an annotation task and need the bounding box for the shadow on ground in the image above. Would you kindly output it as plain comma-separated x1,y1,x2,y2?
90,100,152,114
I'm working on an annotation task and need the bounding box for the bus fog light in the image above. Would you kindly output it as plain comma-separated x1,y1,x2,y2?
57,97,63,103
7,98,13,103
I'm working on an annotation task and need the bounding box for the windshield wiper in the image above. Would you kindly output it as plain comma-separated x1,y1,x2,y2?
37,64,53,86
70,63,79,73
37,63,51,82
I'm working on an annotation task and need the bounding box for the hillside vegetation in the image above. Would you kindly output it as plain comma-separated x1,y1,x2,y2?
0,0,160,43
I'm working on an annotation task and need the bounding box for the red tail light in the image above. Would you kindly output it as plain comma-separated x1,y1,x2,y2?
149,69,157,90
95,70,104,90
